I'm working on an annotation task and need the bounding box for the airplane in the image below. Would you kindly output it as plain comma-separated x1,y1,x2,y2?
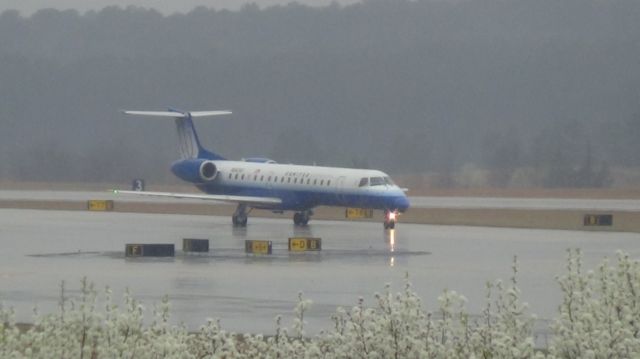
113,109,410,229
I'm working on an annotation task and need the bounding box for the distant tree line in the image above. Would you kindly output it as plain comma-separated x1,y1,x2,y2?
0,0,639,187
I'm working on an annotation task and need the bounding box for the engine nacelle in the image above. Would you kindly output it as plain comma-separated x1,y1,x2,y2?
171,159,218,183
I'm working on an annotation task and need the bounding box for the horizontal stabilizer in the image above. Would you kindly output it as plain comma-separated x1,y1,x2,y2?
123,110,232,118
123,111,186,118
112,189,281,206
190,111,232,117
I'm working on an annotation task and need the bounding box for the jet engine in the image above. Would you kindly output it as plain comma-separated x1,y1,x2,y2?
171,159,218,183
199,161,218,181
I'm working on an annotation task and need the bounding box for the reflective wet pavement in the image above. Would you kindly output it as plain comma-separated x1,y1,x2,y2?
2,190,640,210
1,208,638,335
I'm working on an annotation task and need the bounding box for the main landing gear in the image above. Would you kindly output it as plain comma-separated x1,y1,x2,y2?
232,204,250,227
293,210,312,226
233,205,313,227
384,209,397,230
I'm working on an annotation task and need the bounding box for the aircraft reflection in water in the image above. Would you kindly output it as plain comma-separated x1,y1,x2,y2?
231,226,248,238
386,229,396,267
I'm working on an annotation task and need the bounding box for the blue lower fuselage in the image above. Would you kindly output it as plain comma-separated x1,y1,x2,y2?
196,183,410,212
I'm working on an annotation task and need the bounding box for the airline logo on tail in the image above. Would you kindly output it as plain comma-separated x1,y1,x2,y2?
176,116,200,159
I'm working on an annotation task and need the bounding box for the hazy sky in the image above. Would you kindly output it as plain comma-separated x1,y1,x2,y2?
0,0,358,15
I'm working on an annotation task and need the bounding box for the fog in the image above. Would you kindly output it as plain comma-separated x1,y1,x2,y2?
1,0,639,188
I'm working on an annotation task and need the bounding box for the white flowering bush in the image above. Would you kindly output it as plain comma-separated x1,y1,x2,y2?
549,249,640,358
1,251,638,358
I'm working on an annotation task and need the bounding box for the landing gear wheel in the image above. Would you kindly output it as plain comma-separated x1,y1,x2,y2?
232,204,249,227
383,210,397,230
293,211,311,226
232,215,248,227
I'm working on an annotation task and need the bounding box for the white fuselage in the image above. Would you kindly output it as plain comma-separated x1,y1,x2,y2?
198,160,410,212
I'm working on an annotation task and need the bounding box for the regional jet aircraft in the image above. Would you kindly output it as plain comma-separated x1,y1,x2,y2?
114,109,409,228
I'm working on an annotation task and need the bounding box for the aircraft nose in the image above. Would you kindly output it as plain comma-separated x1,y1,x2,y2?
394,195,410,212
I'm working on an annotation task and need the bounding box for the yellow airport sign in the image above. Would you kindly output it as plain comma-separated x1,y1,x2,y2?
288,237,322,252
245,240,272,254
127,244,141,257
345,208,373,219
584,214,613,226
87,200,114,211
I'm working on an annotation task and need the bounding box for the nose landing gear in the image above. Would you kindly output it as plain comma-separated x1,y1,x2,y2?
384,209,397,229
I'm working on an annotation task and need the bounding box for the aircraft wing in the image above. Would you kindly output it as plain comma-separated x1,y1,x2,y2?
111,190,282,206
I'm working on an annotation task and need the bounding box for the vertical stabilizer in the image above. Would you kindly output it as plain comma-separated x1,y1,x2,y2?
175,114,202,159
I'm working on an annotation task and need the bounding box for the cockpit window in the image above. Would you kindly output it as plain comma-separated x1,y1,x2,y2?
384,177,395,186
370,177,385,186
358,177,369,187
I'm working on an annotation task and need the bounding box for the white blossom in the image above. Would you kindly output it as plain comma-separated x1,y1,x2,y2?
1,250,638,358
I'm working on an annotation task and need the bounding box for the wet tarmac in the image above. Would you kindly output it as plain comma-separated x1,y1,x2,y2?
1,208,639,336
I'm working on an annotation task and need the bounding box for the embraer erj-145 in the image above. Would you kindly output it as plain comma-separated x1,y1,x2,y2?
113,109,410,229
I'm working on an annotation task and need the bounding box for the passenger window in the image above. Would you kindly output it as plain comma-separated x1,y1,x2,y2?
288,177,291,183
254,175,257,181
320,180,324,186
268,176,271,181
282,177,285,183
261,175,264,181
359,177,368,187
327,180,331,186
307,179,310,185
294,178,298,184
235,174,239,180
229,173,232,179
241,174,245,180
314,179,317,185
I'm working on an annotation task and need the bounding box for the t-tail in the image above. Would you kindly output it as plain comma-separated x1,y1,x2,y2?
123,108,231,160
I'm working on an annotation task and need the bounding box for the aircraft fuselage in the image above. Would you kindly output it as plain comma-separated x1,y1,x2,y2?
189,160,410,212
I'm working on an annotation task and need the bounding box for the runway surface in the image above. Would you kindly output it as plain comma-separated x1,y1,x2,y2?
1,208,639,337
2,190,640,210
